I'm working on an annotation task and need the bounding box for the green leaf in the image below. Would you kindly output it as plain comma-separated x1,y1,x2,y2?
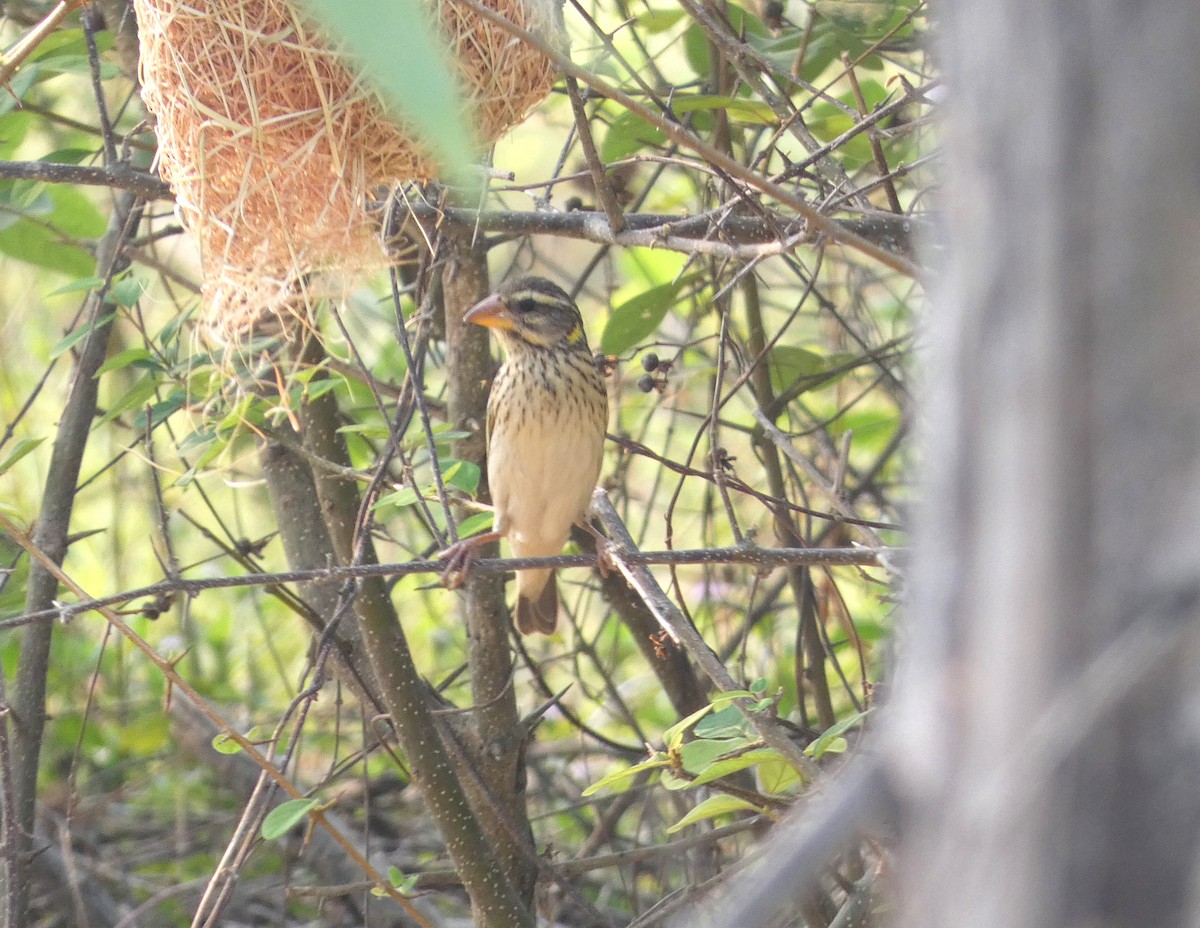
807,709,869,759
211,732,243,755
600,277,692,356
0,183,106,277
582,752,670,797
98,371,162,426
261,798,320,841
601,110,667,162
41,147,98,165
710,689,759,705
106,276,144,307
134,388,187,431
683,22,712,76
680,738,748,774
456,511,494,539
297,0,478,187
42,183,107,238
0,437,44,476
690,748,779,786
808,81,894,170
442,460,481,495
96,348,156,377
0,217,90,277
340,422,394,442
373,486,420,511
667,794,761,833
673,94,778,126
0,110,36,158
694,704,750,740
684,4,769,77
48,312,117,359
757,753,805,795
635,8,687,32
768,346,828,396
27,28,114,64
662,703,718,751
386,865,420,894
47,273,123,298
815,0,918,38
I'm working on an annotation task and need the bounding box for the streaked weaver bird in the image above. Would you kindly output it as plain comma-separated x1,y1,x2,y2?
442,276,608,634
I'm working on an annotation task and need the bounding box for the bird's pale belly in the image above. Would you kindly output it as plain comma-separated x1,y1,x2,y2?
488,405,604,557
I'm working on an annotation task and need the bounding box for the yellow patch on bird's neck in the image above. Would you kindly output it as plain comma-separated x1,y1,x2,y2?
566,325,585,346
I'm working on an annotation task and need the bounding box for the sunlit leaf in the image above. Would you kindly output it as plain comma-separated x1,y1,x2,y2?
662,703,717,751
600,277,694,356
582,752,670,796
601,110,667,162
680,738,753,774
374,486,421,511
673,94,778,125
635,8,687,32
261,798,320,841
694,705,749,739
456,511,494,538
667,794,761,833
211,732,243,755
690,748,779,786
442,459,481,495
757,753,806,795
768,346,832,396
106,276,144,307
0,438,44,476
47,272,126,298
807,709,869,759
48,312,117,359
98,371,162,426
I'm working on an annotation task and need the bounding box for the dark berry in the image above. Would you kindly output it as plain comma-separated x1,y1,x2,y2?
637,374,656,393
641,352,659,372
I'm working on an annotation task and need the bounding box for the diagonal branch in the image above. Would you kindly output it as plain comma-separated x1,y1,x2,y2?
590,490,818,777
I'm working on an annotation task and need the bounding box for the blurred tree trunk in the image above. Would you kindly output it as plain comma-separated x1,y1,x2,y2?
890,3,1200,927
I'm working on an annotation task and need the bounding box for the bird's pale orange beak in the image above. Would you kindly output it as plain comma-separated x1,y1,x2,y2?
464,294,516,330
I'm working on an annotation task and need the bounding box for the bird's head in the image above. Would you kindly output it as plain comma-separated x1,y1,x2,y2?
464,277,591,354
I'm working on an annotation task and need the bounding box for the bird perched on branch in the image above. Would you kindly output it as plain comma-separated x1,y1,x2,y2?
444,276,608,634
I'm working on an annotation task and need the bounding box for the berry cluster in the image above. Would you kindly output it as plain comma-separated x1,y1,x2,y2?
637,352,672,394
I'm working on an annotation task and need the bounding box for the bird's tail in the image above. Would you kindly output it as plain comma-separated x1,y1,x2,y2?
515,568,558,634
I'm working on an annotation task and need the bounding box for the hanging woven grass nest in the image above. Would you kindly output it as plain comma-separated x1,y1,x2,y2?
134,0,564,342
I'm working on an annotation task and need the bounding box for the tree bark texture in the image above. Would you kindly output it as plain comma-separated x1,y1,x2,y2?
9,191,139,925
889,4,1200,928
442,235,538,904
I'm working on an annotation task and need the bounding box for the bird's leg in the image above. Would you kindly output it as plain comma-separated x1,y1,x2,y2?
576,517,615,578
437,531,502,590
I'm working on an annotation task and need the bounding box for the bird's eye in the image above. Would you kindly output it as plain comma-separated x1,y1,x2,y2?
514,297,537,314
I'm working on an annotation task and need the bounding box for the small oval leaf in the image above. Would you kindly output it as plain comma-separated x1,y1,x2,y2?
262,798,320,841
600,279,689,356
667,794,761,833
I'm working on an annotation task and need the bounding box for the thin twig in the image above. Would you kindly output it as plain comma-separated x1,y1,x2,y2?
0,0,84,86
752,409,890,554
6,543,897,630
0,160,170,199
443,0,921,278
564,74,625,234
